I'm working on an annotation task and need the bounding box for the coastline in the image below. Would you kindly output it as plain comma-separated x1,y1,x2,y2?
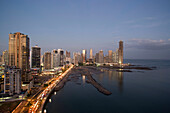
71,66,112,95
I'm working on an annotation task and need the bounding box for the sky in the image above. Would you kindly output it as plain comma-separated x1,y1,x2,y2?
0,0,170,59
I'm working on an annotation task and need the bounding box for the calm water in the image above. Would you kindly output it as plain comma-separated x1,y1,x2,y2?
45,59,170,113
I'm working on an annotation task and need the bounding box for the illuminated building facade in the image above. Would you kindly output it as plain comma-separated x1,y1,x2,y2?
104,55,109,63
66,51,70,58
99,50,104,63
44,52,51,70
82,49,87,64
108,50,113,63
2,50,8,65
90,49,93,59
51,49,59,68
8,32,30,82
118,41,123,64
113,49,119,63
57,49,64,66
4,66,21,95
30,46,41,69
66,51,71,64
73,52,81,66
0,55,3,65
95,53,99,63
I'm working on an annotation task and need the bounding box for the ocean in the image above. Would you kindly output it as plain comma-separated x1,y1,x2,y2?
44,59,170,113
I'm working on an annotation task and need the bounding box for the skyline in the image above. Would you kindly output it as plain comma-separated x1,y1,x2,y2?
1,0,170,59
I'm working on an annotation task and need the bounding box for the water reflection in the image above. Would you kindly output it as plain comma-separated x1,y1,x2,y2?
99,73,104,81
82,75,85,84
108,70,123,93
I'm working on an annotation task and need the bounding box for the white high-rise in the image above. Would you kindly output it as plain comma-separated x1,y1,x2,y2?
73,52,81,66
51,49,65,68
51,49,60,68
57,49,64,66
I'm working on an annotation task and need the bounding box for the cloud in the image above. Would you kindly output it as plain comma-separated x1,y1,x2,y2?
124,17,159,28
143,17,156,20
123,20,136,24
131,23,161,28
126,39,170,50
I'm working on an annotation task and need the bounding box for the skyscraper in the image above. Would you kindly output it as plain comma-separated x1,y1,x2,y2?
2,50,8,65
90,49,93,59
99,50,104,63
108,50,113,63
66,51,70,58
66,51,71,64
82,49,87,64
118,41,123,64
73,52,81,66
30,46,41,69
40,55,44,71
113,49,119,63
51,49,59,68
104,55,109,63
57,49,64,66
0,55,3,65
44,52,51,70
95,53,99,63
8,32,30,82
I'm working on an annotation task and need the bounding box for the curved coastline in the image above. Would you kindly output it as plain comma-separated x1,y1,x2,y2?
74,66,112,95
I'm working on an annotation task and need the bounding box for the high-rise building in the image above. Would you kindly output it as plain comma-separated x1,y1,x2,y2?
113,49,119,63
89,49,93,64
2,50,8,65
118,41,123,64
0,55,3,65
51,49,59,68
104,55,109,63
108,50,113,63
51,49,65,68
66,51,70,58
95,53,99,63
73,52,81,66
40,55,44,71
8,32,30,82
44,52,51,70
66,51,71,64
30,46,41,69
92,56,96,63
82,49,87,64
57,49,64,66
99,50,104,63
90,49,93,59
4,66,21,95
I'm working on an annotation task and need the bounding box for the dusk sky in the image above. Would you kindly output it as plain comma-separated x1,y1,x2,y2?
0,0,170,59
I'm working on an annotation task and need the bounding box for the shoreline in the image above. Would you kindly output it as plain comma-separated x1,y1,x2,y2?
52,66,112,96
73,66,112,95
49,64,155,96
100,65,155,70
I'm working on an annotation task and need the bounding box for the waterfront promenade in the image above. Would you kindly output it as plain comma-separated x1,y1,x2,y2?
11,65,74,113
29,64,74,113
